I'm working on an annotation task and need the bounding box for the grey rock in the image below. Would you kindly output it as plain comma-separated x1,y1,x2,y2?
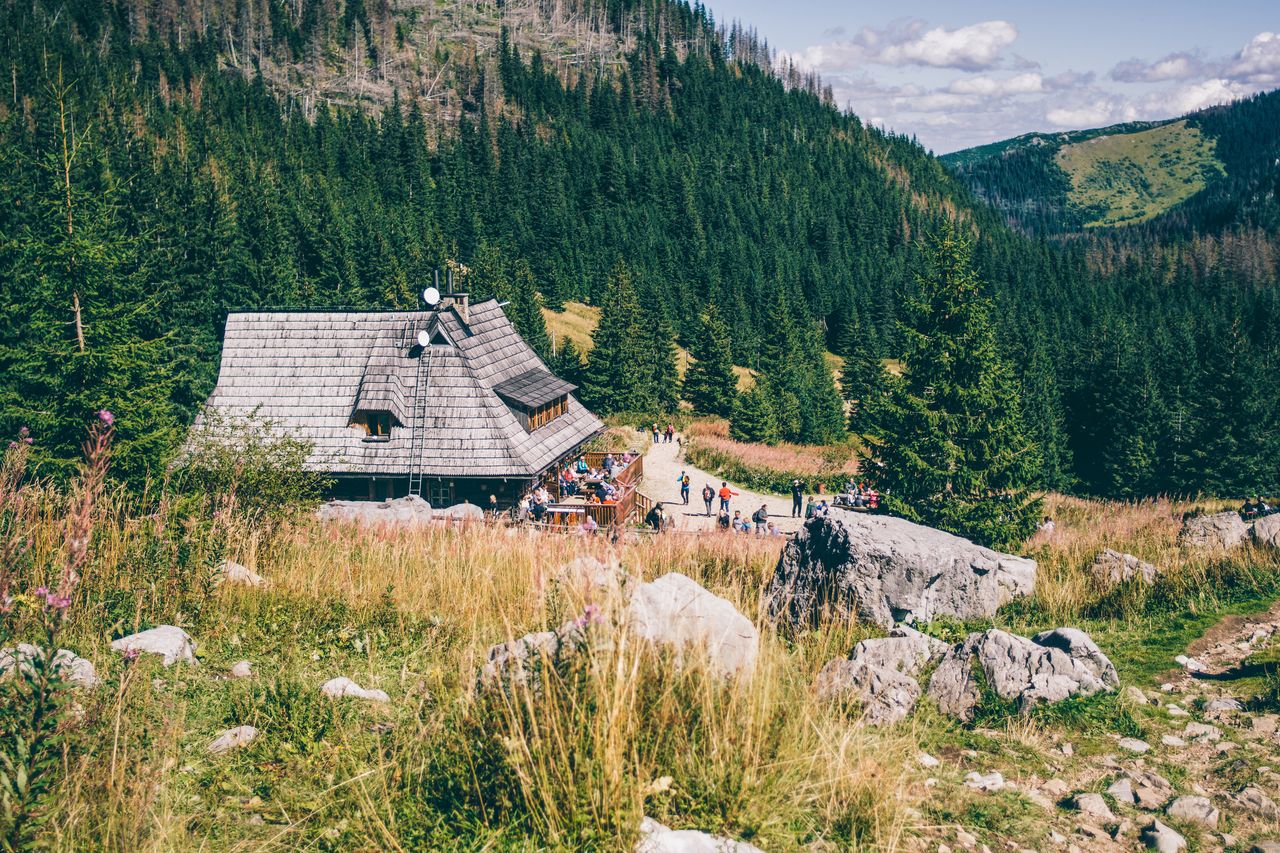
218,559,267,588
1108,778,1136,805
437,502,485,521
1166,795,1219,828
635,816,764,853
627,573,759,676
1074,792,1115,821
229,660,253,678
1184,721,1222,742
1253,514,1280,549
1161,735,1186,747
1124,685,1149,705
320,677,390,703
1203,696,1243,714
316,495,433,525
1179,512,1249,549
766,510,1036,630
846,625,949,676
963,770,1006,792
208,725,258,755
1249,842,1280,853
0,644,98,688
110,626,197,666
1140,820,1186,852
1128,770,1175,810
1232,785,1279,818
813,659,920,725
1090,549,1159,585
1119,737,1152,753
925,627,1117,721
478,620,587,691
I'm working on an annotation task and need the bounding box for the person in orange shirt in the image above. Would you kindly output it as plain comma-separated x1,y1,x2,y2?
718,482,738,513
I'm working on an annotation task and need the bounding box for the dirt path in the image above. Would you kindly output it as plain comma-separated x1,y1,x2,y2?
639,436,806,534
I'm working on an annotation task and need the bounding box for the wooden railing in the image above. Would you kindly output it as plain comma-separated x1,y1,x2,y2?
545,451,644,503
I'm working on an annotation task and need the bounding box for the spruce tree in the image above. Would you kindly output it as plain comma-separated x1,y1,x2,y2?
863,226,1042,549
841,348,889,436
682,303,738,417
731,379,781,444
580,261,646,414
548,337,586,388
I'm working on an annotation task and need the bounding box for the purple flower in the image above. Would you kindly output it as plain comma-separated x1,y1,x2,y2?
18,426,28,437
98,410,115,426
33,586,48,598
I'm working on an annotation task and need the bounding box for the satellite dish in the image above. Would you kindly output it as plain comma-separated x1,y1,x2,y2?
417,330,431,348
423,286,441,306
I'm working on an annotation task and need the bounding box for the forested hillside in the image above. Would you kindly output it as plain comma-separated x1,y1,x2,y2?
1,0,1277,499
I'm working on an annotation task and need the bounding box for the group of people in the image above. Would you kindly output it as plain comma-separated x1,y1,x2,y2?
837,480,881,511
651,422,677,444
1241,496,1278,520
786,479,879,519
715,504,781,536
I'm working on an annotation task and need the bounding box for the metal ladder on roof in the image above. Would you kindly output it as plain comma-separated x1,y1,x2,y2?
407,345,433,498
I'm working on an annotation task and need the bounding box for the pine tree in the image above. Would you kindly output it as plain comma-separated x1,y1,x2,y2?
841,348,889,436
548,337,586,388
731,379,781,444
863,226,1042,549
637,301,680,413
682,303,738,416
580,261,646,414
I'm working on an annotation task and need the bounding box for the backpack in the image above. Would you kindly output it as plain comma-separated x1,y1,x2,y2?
702,486,714,500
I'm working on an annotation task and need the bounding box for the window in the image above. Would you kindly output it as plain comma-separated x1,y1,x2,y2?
429,479,454,507
351,411,394,441
528,395,568,431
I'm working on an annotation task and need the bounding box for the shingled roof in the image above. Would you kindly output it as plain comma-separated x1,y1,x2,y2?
199,299,603,479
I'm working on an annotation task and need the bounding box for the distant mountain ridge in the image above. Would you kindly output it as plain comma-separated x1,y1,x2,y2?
942,90,1280,236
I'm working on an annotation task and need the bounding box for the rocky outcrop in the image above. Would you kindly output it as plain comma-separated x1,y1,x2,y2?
111,626,198,666
316,495,433,525
846,626,949,676
813,658,921,725
1089,549,1159,585
627,573,759,676
1253,514,1280,549
635,816,764,853
926,627,1118,721
767,510,1036,630
1178,511,1249,549
0,644,98,689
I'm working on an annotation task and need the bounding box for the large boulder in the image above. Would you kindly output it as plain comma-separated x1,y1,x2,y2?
110,626,197,666
1253,514,1280,549
627,573,759,676
1089,549,1159,585
926,627,1118,721
813,658,921,725
766,510,1036,630
1179,512,1249,549
436,502,485,522
635,816,764,853
0,644,98,689
316,495,433,525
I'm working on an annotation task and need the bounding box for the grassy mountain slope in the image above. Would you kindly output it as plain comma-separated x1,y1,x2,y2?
943,91,1280,235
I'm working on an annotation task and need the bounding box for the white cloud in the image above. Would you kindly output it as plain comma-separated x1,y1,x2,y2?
947,72,1044,96
1045,102,1118,127
1111,52,1206,83
1225,31,1280,84
1144,78,1253,115
878,20,1018,70
788,18,1018,72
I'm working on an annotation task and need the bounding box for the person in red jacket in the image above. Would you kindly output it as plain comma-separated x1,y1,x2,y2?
718,482,738,513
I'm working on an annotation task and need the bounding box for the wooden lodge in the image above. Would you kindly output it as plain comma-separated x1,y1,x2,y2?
197,295,612,512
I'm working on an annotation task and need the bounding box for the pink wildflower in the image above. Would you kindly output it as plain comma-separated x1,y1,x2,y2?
97,410,114,426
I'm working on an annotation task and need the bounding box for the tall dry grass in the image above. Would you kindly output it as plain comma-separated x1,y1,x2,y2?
684,420,860,495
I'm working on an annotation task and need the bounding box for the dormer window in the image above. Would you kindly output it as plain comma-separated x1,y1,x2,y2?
493,368,577,434
528,395,568,430
351,410,396,441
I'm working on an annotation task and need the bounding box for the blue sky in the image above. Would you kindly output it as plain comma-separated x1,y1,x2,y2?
706,0,1279,152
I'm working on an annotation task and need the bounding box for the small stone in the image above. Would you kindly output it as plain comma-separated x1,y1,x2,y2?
1107,778,1136,804
1215,741,1238,753
219,559,267,588
1140,820,1186,852
1074,792,1115,822
320,676,390,703
1042,779,1070,799
1249,842,1280,853
208,725,258,755
635,816,763,853
1253,715,1280,734
1161,734,1186,747
1204,697,1243,714
229,660,253,678
1124,686,1149,705
1174,655,1206,672
1165,704,1190,718
1060,742,1074,756
1166,795,1219,828
1119,737,1151,753
1048,830,1067,844
111,626,198,667
1160,682,1176,693
1232,785,1279,818
955,827,977,848
1184,721,1222,742
964,771,1005,792
918,752,941,768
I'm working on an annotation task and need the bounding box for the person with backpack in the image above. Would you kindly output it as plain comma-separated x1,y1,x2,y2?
752,504,768,535
791,479,804,518
717,507,731,530
678,471,690,504
646,502,665,532
718,482,738,513
701,483,715,516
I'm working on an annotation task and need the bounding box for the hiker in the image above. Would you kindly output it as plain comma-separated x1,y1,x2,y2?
488,493,499,518
766,521,779,536
804,496,816,519
702,483,715,516
817,499,829,516
665,423,675,443
579,514,598,535
731,510,745,532
646,502,665,532
791,479,804,518
652,422,660,443
752,504,768,534
718,482,738,512
717,507,731,530
678,471,690,505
